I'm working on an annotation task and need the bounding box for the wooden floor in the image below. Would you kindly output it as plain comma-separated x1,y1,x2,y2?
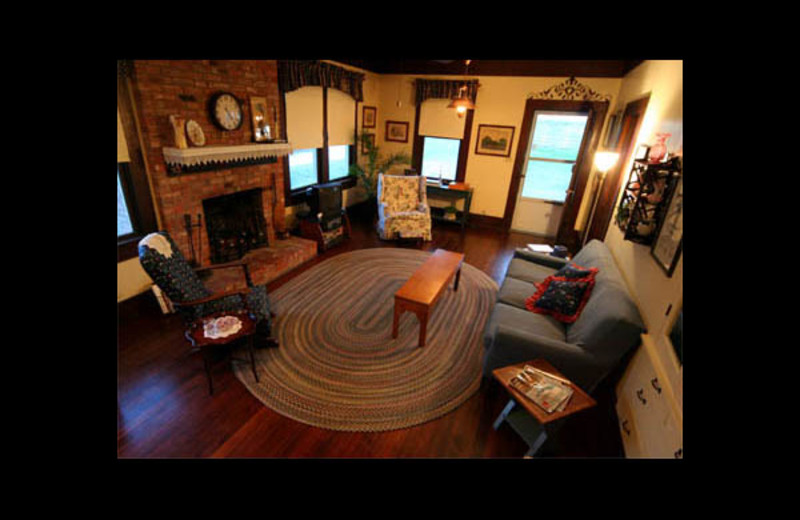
117,210,624,458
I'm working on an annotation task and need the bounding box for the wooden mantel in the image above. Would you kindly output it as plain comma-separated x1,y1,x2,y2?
162,142,293,175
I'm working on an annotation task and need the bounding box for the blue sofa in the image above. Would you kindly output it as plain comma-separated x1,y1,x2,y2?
483,240,645,393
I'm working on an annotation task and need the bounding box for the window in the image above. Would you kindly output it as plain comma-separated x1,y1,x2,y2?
520,112,589,202
288,148,320,190
118,167,134,237
421,137,460,181
283,86,356,203
328,145,350,180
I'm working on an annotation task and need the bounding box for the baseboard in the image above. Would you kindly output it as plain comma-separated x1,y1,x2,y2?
468,213,505,230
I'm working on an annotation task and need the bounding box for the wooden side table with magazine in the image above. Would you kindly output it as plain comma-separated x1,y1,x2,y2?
492,359,596,457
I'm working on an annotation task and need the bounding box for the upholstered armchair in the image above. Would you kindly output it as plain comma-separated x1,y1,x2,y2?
376,174,432,241
138,232,276,346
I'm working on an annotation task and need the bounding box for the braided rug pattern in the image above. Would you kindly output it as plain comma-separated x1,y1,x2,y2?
233,248,498,432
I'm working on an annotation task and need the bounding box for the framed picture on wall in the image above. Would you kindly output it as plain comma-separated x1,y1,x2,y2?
651,174,683,277
362,106,377,128
385,120,409,143
475,124,515,157
361,133,375,154
249,96,272,142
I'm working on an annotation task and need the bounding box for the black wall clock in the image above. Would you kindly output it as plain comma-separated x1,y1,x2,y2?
208,92,243,131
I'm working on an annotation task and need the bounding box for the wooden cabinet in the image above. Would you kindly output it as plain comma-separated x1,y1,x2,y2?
616,335,683,459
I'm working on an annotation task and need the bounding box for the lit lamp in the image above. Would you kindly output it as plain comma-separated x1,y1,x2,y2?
583,150,620,246
448,60,475,118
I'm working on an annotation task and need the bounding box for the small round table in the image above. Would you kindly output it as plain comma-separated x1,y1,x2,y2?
185,310,260,395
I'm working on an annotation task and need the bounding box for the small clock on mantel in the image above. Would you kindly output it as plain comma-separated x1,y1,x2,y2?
208,91,243,131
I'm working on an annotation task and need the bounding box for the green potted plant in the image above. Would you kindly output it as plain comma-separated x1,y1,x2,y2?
348,132,411,205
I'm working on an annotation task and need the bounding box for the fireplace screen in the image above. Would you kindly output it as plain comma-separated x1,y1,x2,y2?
203,188,269,264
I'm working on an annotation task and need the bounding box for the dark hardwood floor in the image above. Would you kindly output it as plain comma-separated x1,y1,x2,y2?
117,208,624,458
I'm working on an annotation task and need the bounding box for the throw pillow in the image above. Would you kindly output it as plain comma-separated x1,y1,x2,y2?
525,275,596,323
554,262,599,280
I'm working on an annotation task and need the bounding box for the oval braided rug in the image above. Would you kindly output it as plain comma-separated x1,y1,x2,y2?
232,248,498,432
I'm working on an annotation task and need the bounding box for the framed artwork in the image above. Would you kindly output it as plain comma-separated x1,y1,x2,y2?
362,106,377,128
651,174,683,277
249,96,272,142
385,120,409,143
634,143,651,161
361,133,375,154
475,124,515,157
603,110,623,149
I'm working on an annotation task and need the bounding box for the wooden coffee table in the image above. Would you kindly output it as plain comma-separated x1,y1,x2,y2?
392,248,464,348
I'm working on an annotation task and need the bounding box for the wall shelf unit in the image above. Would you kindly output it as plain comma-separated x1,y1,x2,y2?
616,157,681,246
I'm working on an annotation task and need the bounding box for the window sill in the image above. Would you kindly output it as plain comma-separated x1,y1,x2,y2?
118,234,144,262
286,176,357,206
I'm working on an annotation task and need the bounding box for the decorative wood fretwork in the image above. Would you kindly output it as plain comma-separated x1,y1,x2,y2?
529,76,611,102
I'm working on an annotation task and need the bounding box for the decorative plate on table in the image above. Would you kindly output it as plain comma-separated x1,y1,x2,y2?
185,119,206,147
203,315,242,339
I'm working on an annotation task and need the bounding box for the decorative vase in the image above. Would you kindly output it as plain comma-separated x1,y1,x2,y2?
169,115,188,149
648,133,671,163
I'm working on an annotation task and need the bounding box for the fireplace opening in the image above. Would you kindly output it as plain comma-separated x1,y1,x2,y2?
203,188,269,264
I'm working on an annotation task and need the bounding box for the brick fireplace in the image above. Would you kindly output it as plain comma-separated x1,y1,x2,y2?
129,59,317,289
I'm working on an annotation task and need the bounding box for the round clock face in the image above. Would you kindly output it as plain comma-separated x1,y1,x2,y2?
211,93,242,131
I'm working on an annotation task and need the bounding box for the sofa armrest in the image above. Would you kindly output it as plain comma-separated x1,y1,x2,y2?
512,248,570,269
484,325,603,389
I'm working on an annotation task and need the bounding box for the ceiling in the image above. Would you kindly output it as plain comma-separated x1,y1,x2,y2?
335,60,643,78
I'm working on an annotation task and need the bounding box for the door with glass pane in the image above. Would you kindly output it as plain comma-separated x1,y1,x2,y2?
511,110,590,236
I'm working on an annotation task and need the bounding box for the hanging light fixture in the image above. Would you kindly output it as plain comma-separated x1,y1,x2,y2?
448,60,475,118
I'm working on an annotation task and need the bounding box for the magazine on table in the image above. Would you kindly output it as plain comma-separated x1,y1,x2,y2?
508,365,574,413
526,244,554,254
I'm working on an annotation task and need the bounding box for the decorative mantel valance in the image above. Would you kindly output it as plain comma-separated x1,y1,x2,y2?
278,60,365,102
529,76,611,102
415,78,479,105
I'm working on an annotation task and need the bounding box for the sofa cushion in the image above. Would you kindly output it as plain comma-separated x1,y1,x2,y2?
565,240,645,364
505,258,558,284
554,262,599,280
483,302,566,351
497,276,538,310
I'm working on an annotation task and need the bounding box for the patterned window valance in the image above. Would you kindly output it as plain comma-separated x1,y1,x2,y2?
529,76,611,102
415,78,479,105
278,60,365,102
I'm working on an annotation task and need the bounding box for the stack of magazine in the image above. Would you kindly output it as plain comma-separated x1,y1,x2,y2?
508,365,574,413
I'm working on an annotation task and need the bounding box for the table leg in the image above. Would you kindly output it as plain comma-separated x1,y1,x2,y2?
248,335,259,383
493,399,516,430
454,266,462,291
525,430,549,457
417,308,429,348
202,349,213,396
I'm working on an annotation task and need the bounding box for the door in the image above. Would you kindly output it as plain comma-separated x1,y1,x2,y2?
510,110,590,236
583,95,650,244
504,99,608,252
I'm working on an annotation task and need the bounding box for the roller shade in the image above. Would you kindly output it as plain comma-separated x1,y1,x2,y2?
117,108,130,162
285,86,324,150
418,98,466,139
327,88,355,146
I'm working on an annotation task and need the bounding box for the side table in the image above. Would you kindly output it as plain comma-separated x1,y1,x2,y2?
492,359,596,457
185,310,260,395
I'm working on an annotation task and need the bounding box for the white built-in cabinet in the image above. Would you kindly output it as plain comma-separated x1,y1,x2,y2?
616,334,682,459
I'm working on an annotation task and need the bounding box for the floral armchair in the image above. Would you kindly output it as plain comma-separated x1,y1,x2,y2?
376,174,432,241
138,232,276,346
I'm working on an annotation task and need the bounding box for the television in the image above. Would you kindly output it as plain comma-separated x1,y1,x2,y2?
306,182,343,231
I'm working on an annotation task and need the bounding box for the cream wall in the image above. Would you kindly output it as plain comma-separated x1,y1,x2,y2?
603,60,683,410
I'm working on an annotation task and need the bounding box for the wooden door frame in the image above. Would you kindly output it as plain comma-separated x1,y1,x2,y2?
583,94,650,243
503,98,608,252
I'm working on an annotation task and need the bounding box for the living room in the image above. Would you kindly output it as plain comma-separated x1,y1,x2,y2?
117,59,682,458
